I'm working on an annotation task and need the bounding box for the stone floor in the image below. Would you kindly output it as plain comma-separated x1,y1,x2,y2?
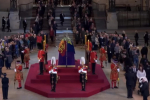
0,46,150,100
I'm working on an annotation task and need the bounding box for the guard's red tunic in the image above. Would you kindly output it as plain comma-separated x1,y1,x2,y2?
38,50,45,62
110,63,119,81
90,51,97,63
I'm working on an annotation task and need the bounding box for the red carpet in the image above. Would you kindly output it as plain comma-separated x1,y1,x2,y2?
25,60,110,98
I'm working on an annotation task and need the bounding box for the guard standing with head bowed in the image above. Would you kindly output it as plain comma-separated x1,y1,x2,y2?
90,48,97,74
78,57,88,91
110,55,119,89
14,61,24,89
99,46,106,68
49,57,58,92
24,46,30,69
37,45,45,75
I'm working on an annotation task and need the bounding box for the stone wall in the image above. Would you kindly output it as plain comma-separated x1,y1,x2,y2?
93,0,148,10
0,0,10,11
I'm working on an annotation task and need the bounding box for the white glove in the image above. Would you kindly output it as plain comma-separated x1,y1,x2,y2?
78,70,82,73
38,59,40,62
14,69,16,72
21,51,24,53
49,70,52,74
95,60,97,63
117,68,120,72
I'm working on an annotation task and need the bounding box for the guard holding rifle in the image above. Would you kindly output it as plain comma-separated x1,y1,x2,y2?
38,45,45,75
49,57,58,92
78,57,87,91
14,61,24,89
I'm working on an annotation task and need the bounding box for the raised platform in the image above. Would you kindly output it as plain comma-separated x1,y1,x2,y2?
25,60,110,98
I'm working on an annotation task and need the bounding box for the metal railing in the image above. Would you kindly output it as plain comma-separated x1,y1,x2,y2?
117,6,150,28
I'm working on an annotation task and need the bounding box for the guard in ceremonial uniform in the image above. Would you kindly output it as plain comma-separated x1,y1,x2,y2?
20,45,25,63
49,57,57,92
37,34,43,49
14,67,24,89
24,47,30,69
2,73,9,100
85,36,92,64
78,57,87,91
38,46,45,75
110,55,119,89
14,60,22,72
99,46,106,68
90,48,97,74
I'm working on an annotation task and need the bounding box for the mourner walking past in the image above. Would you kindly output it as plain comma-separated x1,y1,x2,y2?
0,52,4,77
2,17,6,32
2,73,9,100
125,68,135,98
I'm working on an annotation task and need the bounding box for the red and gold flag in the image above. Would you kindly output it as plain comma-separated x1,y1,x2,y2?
58,40,66,56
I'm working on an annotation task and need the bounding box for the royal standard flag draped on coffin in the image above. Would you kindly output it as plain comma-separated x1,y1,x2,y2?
58,40,66,56
58,37,75,67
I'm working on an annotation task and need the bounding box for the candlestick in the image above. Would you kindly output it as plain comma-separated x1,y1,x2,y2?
88,40,89,51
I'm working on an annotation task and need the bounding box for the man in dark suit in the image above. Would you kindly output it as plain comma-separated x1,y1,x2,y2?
141,45,148,58
132,65,137,90
107,44,112,63
39,17,43,30
23,18,27,33
60,12,65,26
7,17,11,32
140,78,149,100
2,17,5,32
125,68,135,98
1,73,9,100
53,21,57,36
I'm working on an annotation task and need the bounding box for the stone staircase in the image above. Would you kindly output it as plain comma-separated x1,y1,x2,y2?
19,6,49,30
55,6,74,46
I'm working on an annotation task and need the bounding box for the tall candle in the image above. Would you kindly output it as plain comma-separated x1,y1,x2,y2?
43,41,46,51
44,35,46,41
85,35,86,44
88,40,89,51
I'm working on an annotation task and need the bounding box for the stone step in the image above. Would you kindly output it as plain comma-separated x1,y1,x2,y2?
56,7,70,11
57,27,72,30
55,13,71,17
57,23,71,26
55,19,71,22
